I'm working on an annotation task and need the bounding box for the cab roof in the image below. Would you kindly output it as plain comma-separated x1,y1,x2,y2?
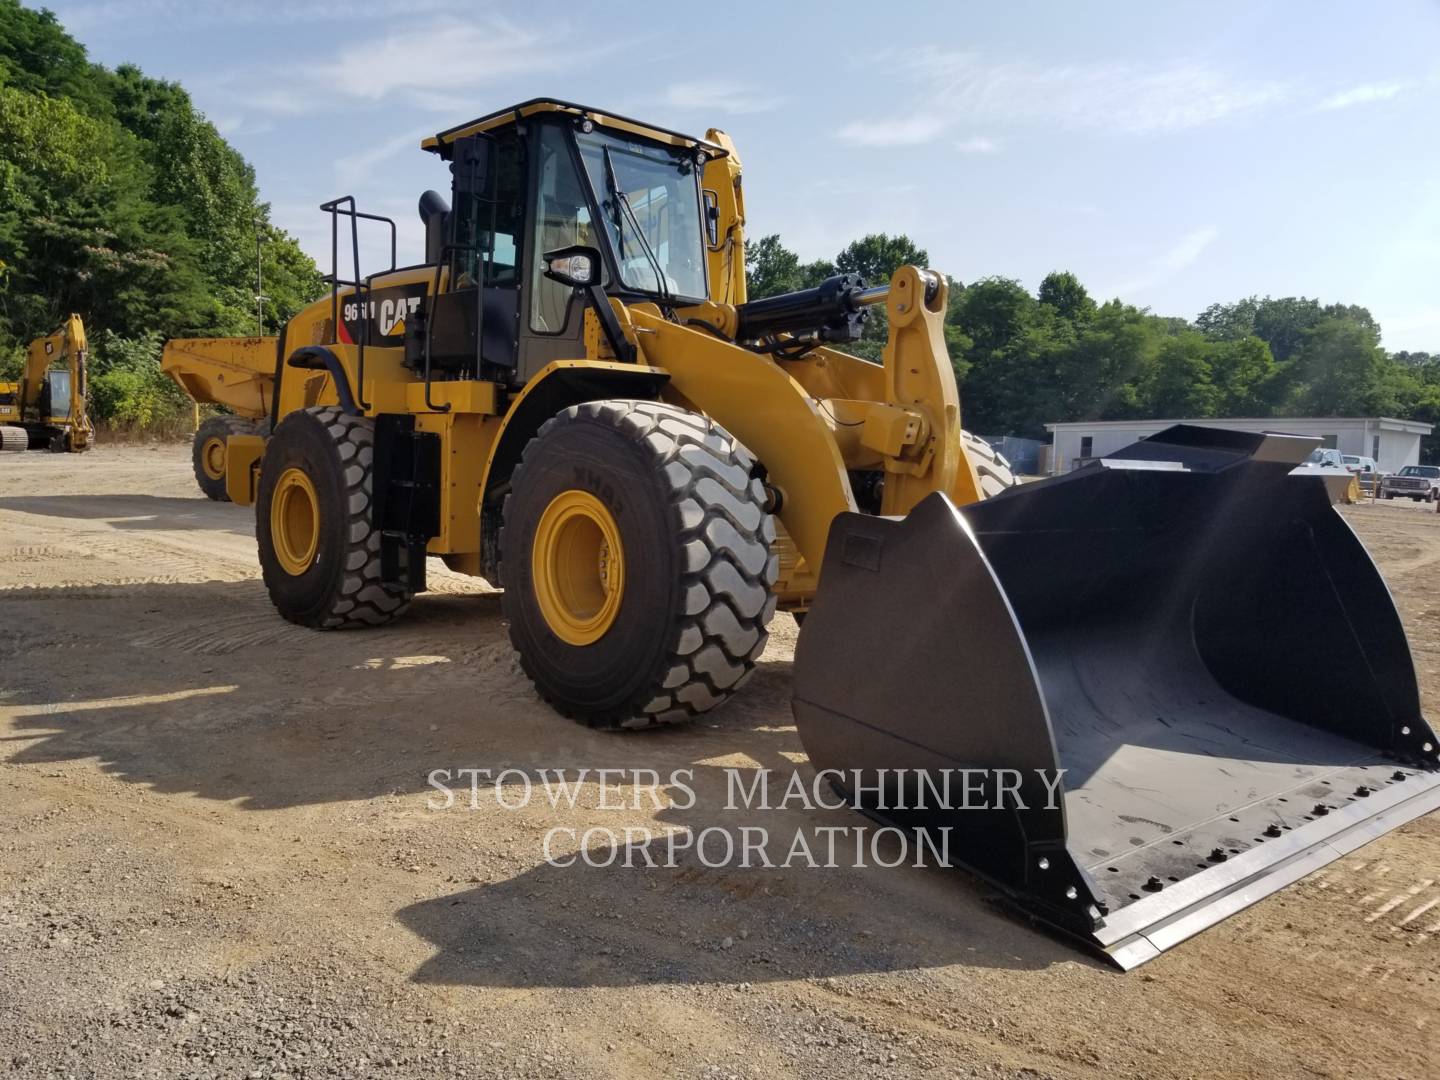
420,98,728,159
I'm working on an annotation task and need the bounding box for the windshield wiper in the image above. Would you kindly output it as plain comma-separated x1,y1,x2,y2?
602,145,672,302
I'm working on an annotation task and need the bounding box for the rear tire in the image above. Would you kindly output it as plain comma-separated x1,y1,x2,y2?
962,430,1017,496
257,407,410,629
192,415,259,501
500,400,778,729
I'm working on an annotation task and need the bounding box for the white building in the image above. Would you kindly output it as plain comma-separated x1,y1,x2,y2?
1045,416,1433,475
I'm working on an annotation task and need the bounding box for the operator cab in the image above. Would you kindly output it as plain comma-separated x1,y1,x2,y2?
414,99,724,386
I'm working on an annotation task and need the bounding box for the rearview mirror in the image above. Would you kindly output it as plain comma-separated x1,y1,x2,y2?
451,135,494,196
702,189,720,247
543,245,602,289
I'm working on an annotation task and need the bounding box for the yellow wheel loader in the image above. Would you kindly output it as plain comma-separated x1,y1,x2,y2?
163,99,1438,967
0,314,94,453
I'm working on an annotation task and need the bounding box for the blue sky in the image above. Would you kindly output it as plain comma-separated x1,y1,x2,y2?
33,0,1440,351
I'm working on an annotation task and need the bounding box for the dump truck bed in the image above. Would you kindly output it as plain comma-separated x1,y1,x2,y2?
161,337,276,420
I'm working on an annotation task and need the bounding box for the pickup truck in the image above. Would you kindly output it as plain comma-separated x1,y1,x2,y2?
1382,464,1440,502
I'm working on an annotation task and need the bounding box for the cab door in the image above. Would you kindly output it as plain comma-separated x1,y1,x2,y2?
428,132,525,379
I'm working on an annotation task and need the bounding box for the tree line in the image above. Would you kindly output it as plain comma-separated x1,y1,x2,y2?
747,234,1440,462
0,1,323,429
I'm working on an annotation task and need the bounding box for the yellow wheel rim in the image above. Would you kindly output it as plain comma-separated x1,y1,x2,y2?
201,436,226,480
532,490,625,645
271,467,321,576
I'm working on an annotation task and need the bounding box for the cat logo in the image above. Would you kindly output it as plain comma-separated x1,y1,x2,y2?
339,283,429,346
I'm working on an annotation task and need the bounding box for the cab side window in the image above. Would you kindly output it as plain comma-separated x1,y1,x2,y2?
529,124,596,333
451,131,524,289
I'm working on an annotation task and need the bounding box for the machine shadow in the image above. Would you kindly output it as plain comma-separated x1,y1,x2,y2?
1,575,1087,981
0,494,255,536
394,839,1083,987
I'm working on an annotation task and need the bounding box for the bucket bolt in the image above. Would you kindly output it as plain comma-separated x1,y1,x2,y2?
1392,771,1407,782
1264,824,1283,837
1313,803,1329,816
1208,848,1227,863
1143,876,1164,892
1354,785,1371,797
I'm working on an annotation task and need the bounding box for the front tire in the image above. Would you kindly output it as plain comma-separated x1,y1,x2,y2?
256,407,410,629
500,400,778,729
192,415,259,501
962,430,1017,495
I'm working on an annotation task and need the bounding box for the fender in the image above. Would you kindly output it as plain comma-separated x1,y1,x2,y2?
474,361,669,579
286,346,361,415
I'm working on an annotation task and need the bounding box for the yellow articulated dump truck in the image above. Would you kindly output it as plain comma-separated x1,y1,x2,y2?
161,336,276,500
163,99,1438,967
1,314,93,453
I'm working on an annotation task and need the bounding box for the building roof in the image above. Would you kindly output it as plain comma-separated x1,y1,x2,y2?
1046,416,1433,435
420,98,727,159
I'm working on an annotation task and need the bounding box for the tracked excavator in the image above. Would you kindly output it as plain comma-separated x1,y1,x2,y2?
0,314,93,453
161,99,1438,967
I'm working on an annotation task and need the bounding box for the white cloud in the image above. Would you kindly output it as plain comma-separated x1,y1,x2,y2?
837,114,949,147
1157,225,1219,273
839,51,1294,145
1316,81,1405,111
313,18,559,102
334,129,433,190
954,135,998,154
209,114,275,138
662,82,776,115
1111,226,1219,296
211,15,594,115
58,0,455,30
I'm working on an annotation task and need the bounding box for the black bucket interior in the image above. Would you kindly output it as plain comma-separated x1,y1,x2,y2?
793,426,1440,965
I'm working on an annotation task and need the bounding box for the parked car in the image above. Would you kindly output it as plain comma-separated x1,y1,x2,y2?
1342,455,1383,494
1382,464,1440,502
1292,448,1362,502
1296,447,1348,472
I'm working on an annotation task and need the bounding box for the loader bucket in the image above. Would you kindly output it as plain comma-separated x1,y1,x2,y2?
792,425,1440,968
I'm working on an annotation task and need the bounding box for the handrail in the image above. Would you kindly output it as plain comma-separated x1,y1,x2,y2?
319,196,398,412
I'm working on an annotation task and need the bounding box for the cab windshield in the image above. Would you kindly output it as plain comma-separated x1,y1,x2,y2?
1400,466,1439,478
575,128,707,301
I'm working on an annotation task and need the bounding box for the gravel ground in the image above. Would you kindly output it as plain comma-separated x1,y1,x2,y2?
1,444,1437,1079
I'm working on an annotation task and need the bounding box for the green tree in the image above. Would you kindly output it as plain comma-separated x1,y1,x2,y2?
743,233,833,300
1037,270,1095,323
1146,332,1218,418
1251,296,1324,363
1284,317,1392,415
0,0,323,428
834,233,928,285
1195,297,1259,341
1208,336,1275,415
